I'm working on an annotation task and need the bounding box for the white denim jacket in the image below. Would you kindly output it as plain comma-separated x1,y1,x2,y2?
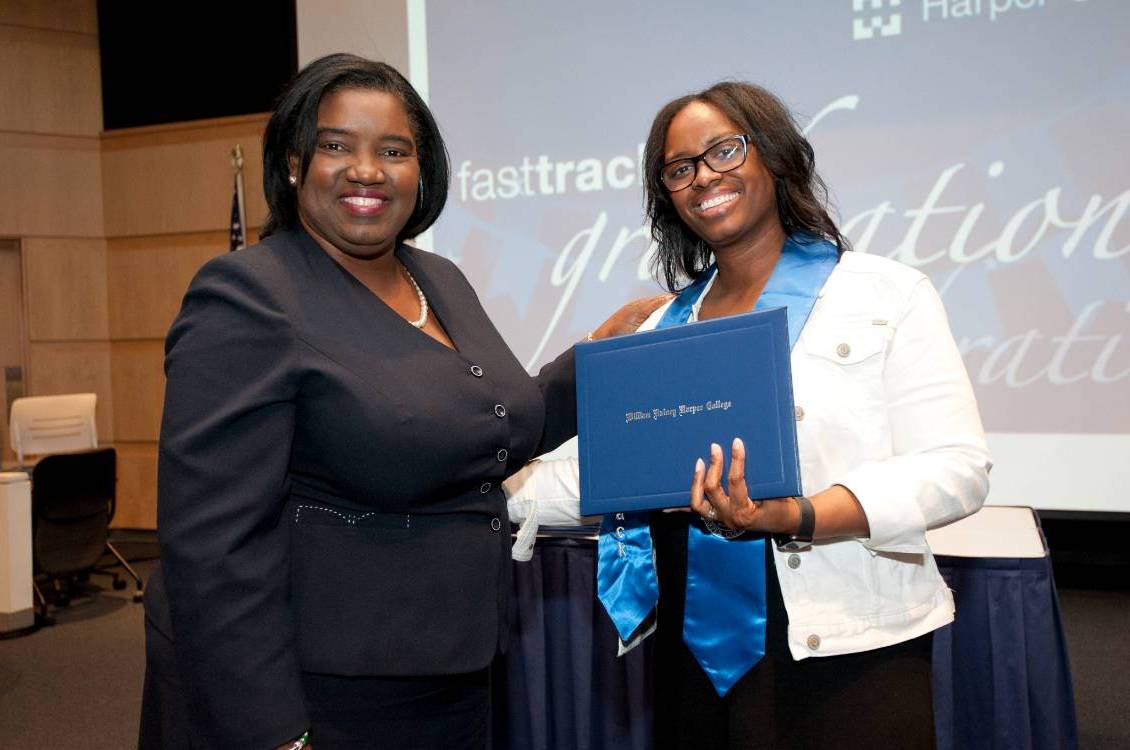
505,251,992,660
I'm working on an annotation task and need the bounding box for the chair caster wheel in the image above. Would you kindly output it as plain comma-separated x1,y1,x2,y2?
133,592,144,603
113,579,127,590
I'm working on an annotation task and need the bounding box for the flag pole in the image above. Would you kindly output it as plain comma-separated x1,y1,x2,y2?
230,145,248,251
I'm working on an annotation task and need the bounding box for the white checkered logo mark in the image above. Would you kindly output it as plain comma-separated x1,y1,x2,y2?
852,0,902,40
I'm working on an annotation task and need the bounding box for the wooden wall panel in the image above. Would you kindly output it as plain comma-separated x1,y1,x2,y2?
109,341,165,442
99,116,271,529
0,0,98,35
0,23,101,136
0,240,26,464
23,237,108,341
26,341,113,442
112,442,158,529
0,239,26,374
102,115,270,237
0,132,103,237
107,231,233,340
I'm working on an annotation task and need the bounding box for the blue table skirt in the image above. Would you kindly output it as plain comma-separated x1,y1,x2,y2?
933,554,1078,750
492,536,1078,750
491,537,652,750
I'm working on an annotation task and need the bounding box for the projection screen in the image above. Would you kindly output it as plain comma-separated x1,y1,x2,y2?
300,0,1129,514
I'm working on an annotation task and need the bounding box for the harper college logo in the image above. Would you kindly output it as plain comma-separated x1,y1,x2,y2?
853,0,902,40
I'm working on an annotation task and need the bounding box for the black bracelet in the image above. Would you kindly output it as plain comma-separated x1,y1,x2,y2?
773,495,815,551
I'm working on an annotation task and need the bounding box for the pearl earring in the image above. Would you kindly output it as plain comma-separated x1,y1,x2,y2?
288,174,297,186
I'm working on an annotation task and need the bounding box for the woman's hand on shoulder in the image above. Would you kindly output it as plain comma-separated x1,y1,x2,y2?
589,294,673,340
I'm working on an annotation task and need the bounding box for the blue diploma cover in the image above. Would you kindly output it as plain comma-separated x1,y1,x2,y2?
576,306,801,516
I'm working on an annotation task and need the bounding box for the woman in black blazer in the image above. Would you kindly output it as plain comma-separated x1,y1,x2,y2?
139,54,656,750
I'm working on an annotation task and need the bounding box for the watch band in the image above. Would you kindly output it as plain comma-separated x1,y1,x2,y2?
774,495,815,551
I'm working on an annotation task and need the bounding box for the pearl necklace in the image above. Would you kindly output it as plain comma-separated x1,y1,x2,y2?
402,266,429,328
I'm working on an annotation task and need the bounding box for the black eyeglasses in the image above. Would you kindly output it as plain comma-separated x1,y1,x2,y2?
660,134,750,192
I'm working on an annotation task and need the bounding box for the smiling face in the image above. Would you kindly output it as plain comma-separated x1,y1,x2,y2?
663,101,782,254
292,87,420,261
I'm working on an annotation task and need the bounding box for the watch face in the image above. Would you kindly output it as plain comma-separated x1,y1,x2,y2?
704,517,746,539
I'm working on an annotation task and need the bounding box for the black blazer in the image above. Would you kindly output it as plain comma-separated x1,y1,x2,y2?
148,229,576,748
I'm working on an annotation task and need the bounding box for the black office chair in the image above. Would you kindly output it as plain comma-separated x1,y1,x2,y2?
32,447,144,618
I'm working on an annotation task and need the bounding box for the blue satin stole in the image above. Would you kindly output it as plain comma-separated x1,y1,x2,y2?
596,235,839,696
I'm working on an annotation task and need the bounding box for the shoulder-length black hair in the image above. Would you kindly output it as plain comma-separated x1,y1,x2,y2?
261,53,449,240
644,81,850,291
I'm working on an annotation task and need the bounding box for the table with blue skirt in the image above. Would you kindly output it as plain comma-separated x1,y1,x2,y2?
490,508,1078,750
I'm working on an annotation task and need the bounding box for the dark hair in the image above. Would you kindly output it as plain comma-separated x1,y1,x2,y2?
261,53,449,240
644,81,850,291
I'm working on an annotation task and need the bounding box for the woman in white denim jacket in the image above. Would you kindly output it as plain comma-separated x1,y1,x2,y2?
505,81,991,750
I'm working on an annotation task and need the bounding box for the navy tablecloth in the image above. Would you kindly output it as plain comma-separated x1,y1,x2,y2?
491,536,652,750
493,536,1078,750
933,554,1078,750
